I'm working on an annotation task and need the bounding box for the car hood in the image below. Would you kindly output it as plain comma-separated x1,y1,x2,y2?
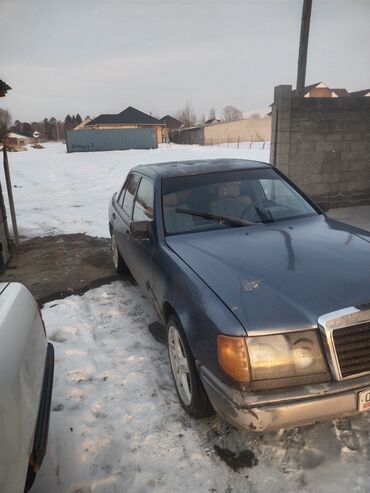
166,216,370,335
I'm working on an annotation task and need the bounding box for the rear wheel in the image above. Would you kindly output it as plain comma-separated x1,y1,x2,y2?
111,233,126,273
167,315,214,418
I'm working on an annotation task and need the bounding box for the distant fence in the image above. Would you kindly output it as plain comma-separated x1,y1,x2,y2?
66,128,157,153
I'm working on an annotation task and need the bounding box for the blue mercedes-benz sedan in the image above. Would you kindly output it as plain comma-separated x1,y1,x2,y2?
108,159,370,431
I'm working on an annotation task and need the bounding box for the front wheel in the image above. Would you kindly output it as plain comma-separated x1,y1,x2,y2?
167,315,214,418
111,233,126,273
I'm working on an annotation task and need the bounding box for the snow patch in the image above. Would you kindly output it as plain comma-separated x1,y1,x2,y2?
33,282,370,493
1,142,270,239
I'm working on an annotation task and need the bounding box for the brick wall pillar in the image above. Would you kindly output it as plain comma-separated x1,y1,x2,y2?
269,85,292,175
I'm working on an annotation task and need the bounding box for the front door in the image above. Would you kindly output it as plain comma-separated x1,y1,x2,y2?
114,172,141,269
129,175,155,295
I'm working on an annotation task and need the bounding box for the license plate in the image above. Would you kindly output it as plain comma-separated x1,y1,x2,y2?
358,388,370,412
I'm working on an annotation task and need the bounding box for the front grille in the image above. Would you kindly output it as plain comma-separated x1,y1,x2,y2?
333,322,370,378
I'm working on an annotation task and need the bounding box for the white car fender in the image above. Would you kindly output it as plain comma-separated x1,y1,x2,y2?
0,283,47,493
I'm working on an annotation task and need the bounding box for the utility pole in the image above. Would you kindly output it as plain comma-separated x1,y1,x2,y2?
296,0,312,97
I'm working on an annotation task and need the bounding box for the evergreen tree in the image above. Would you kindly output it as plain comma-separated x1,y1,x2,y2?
21,122,33,137
49,117,58,140
64,114,73,131
12,120,22,133
43,118,54,140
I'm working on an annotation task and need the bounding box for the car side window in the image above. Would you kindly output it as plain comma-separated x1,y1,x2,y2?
133,176,154,221
117,181,127,207
122,173,140,217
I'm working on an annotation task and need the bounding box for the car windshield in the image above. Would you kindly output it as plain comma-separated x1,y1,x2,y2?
162,168,317,235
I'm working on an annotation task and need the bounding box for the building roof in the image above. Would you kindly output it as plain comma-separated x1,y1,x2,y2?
292,82,323,96
331,88,349,97
0,79,11,97
133,158,270,179
5,132,33,139
350,89,370,97
159,115,183,128
204,117,221,125
88,106,163,126
330,88,349,98
291,82,350,97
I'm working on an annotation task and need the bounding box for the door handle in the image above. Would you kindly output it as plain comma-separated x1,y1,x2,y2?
112,212,116,220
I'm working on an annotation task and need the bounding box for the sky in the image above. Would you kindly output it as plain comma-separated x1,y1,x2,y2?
1,0,369,122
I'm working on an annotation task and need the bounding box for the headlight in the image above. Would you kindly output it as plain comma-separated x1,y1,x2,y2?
247,331,327,381
218,330,329,388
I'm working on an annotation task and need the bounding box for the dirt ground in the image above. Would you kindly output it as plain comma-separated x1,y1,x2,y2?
0,234,130,305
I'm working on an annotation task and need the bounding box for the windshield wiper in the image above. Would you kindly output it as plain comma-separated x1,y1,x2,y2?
255,205,273,222
175,208,255,227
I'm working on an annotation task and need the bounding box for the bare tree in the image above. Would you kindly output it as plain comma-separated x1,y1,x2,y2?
199,113,206,125
222,105,243,122
176,101,197,128
0,108,12,139
208,107,216,120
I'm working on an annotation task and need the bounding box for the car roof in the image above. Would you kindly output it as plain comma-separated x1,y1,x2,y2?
132,158,271,179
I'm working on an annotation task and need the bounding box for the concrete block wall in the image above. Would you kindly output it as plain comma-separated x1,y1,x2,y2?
270,85,370,207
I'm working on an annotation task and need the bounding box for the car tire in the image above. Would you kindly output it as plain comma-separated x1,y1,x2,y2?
111,233,126,273
167,315,214,419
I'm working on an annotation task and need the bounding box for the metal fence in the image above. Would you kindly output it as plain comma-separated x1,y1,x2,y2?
66,128,157,153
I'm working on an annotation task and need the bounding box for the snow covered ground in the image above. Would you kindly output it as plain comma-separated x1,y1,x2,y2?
0,142,270,239
3,143,370,492
34,282,370,493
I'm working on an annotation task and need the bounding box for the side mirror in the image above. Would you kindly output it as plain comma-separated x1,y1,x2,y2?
129,221,152,240
317,201,330,213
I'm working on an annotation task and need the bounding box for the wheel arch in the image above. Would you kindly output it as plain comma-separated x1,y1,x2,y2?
162,301,177,323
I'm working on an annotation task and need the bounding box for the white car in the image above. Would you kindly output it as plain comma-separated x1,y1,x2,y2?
0,282,54,493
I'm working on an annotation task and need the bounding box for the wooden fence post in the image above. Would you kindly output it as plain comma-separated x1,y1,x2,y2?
0,179,9,243
3,145,19,246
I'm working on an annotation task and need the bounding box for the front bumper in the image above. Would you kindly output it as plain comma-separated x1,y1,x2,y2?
200,366,370,431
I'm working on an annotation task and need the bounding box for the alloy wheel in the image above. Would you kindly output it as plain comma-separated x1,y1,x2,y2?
168,325,192,406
